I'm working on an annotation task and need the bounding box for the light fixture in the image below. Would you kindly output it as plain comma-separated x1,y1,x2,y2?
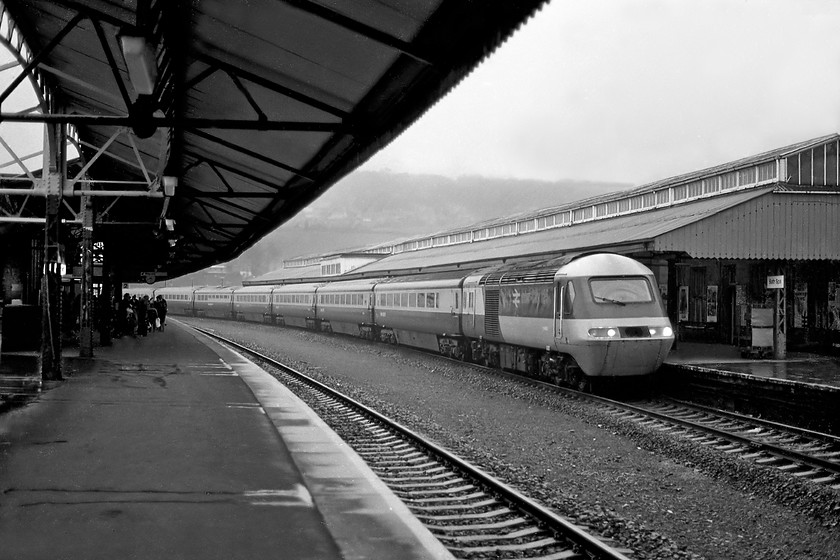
164,218,176,231
120,35,158,95
162,176,178,197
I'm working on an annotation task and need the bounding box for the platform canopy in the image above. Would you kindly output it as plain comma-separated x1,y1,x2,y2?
0,0,546,280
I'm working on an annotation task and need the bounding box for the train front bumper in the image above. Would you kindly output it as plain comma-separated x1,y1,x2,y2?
573,337,674,377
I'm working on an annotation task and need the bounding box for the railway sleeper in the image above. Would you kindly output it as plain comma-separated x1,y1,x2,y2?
394,484,477,496
371,461,439,472
438,526,546,543
388,478,467,490
407,497,495,510
413,507,513,521
792,469,825,478
811,475,838,484
429,517,530,532
446,537,561,554
378,472,456,483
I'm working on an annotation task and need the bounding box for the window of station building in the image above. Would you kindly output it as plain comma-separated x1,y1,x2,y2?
758,161,777,183
738,167,756,186
828,142,839,186
800,150,813,185
685,181,702,198
702,177,719,194
655,190,669,205
518,219,536,233
813,148,826,186
595,203,608,217
618,198,630,212
721,171,737,190
673,183,689,201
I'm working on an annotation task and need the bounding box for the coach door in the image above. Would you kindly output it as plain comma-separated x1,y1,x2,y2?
555,282,564,339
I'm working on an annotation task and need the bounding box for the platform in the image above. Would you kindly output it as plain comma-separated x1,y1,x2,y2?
0,322,452,559
665,341,840,389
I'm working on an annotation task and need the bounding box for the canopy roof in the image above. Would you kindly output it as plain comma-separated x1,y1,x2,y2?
0,0,545,279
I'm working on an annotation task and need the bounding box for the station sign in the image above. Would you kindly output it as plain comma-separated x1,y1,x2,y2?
765,275,785,289
140,271,168,285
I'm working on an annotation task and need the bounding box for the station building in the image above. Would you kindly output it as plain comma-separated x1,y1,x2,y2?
247,134,840,355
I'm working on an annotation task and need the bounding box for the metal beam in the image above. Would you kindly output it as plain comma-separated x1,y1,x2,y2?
279,0,433,66
0,112,342,131
187,128,314,180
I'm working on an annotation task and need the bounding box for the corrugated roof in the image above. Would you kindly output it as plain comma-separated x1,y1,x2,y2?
247,263,322,285
378,133,839,248
655,191,840,260
349,188,774,275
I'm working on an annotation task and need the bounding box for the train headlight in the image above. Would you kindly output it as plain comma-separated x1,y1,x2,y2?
588,327,618,338
662,326,674,337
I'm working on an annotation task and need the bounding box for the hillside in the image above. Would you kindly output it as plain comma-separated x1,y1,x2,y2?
177,171,633,284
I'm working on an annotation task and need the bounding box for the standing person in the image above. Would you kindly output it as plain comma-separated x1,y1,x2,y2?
156,295,168,331
146,303,159,332
137,295,149,336
118,293,131,337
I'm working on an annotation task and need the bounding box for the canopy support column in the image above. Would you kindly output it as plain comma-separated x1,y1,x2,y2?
774,267,787,359
79,195,94,357
41,123,66,380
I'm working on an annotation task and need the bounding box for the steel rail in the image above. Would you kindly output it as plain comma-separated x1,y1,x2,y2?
399,344,840,481
191,325,635,560
602,399,840,476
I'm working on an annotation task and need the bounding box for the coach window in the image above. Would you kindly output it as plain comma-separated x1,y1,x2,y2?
563,281,576,316
417,293,425,308
427,293,436,308
409,293,417,307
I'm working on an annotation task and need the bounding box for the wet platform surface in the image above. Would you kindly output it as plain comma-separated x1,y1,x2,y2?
0,322,451,560
666,342,840,389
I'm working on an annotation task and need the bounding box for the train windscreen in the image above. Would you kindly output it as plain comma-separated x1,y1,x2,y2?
589,277,653,304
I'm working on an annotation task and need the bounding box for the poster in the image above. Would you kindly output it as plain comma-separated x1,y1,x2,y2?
706,285,718,323
678,285,689,322
793,282,807,328
829,282,840,331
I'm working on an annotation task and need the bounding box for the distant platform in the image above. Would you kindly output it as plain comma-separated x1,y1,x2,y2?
666,342,840,389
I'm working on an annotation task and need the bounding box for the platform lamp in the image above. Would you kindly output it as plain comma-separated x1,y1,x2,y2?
120,33,159,138
162,176,178,197
119,34,158,96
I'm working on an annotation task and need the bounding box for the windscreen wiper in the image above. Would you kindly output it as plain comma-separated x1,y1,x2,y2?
594,296,626,306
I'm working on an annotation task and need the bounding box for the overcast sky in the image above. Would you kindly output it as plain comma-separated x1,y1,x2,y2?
361,0,840,186
2,1,838,187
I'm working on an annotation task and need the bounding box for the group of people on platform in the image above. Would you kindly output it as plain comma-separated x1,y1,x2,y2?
117,293,167,338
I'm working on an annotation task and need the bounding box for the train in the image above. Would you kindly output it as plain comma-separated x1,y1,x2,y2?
136,253,675,390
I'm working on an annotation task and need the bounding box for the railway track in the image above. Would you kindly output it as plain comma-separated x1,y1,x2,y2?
421,346,840,490
387,341,840,491
193,326,636,560
599,398,840,489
